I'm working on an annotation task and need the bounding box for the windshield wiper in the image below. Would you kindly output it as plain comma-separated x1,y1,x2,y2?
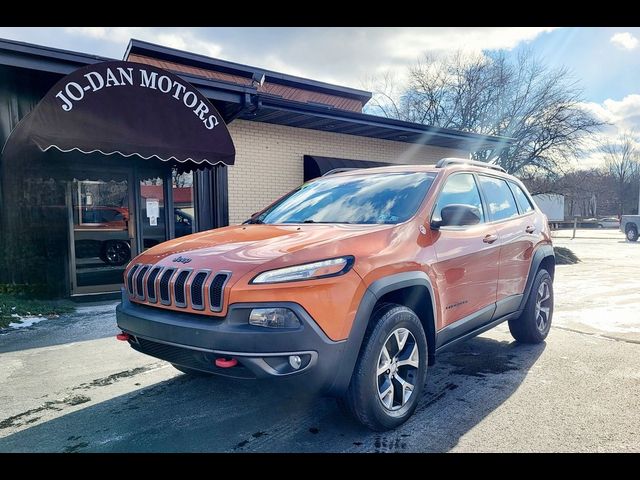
301,220,355,224
245,218,264,224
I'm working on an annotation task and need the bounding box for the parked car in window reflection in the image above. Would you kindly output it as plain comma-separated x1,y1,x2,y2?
74,206,193,266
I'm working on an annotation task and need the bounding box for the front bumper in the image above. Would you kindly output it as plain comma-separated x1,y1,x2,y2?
116,291,349,394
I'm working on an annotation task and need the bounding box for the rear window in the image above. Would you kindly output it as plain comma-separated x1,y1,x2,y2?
508,182,535,214
256,172,436,225
478,176,519,221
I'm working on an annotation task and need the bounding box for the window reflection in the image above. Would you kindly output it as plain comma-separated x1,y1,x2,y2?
172,169,194,237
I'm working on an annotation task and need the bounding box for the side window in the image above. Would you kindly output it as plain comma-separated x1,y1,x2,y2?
508,182,535,214
478,176,519,221
433,173,485,224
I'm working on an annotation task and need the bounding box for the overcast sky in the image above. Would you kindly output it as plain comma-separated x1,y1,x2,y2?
1,27,638,168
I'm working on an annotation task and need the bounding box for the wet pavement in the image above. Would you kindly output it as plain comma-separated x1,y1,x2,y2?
1,229,638,452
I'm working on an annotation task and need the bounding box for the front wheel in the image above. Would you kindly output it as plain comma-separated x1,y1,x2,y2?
339,303,428,431
508,269,553,343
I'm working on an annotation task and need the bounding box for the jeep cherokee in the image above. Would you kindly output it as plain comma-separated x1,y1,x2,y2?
116,158,555,431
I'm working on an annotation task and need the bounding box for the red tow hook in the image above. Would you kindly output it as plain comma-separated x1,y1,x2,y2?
215,357,238,368
116,332,130,341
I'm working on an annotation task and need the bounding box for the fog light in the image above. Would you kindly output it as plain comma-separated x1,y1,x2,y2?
249,308,301,328
289,355,302,370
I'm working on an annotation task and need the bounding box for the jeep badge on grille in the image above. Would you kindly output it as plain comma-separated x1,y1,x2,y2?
172,256,192,264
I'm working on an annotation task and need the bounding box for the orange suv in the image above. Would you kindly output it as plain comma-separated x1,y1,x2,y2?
116,158,555,430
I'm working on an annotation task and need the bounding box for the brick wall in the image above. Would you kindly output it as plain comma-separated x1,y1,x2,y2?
226,120,468,225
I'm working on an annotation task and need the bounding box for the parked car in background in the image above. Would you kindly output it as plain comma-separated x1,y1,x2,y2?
621,215,639,241
116,158,555,431
596,217,620,229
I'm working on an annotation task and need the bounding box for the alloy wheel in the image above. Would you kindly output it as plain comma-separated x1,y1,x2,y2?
376,327,419,411
535,280,552,332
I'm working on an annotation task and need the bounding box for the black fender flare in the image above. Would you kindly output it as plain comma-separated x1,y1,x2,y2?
327,271,436,396
518,244,555,311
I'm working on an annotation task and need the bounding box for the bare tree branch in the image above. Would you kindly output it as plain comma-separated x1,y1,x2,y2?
600,131,640,216
372,49,606,174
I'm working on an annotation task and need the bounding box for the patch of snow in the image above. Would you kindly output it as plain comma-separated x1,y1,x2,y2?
8,315,48,329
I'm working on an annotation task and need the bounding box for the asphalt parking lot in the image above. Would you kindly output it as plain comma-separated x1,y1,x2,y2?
1,229,639,452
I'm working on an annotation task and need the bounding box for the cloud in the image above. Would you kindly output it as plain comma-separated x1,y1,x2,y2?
577,94,640,168
64,27,222,58
583,95,640,131
610,32,639,51
0,27,557,91
60,27,555,89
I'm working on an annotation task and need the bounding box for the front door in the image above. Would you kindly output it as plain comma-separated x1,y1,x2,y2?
68,173,134,294
138,169,168,253
430,172,500,331
68,164,194,295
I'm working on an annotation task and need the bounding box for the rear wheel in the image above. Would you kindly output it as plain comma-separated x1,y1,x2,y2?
626,225,639,242
339,303,428,431
508,269,553,343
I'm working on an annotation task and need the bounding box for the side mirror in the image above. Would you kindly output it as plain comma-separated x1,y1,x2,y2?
431,204,482,229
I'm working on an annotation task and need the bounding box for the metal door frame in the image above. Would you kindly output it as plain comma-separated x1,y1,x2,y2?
67,166,136,296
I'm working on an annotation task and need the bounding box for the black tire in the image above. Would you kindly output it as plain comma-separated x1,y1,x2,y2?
338,303,428,431
100,240,131,266
172,364,214,376
508,269,553,343
626,225,639,242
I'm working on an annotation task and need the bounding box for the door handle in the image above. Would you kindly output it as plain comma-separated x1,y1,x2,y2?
525,226,535,234
483,234,498,244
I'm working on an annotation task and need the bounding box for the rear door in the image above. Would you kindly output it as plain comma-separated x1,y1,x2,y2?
431,172,499,331
477,175,536,317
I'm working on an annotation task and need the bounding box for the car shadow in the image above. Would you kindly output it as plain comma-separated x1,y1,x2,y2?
0,331,545,452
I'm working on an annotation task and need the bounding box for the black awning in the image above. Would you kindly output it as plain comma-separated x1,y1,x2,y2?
2,61,235,169
303,155,391,181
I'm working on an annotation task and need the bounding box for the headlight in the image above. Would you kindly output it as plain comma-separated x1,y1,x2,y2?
251,256,354,284
249,308,301,328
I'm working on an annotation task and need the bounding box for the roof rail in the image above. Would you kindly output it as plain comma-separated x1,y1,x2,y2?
322,167,360,177
435,157,506,173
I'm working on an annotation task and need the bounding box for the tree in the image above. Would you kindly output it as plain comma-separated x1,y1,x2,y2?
367,50,604,174
601,131,640,216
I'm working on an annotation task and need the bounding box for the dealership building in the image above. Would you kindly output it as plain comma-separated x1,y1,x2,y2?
0,37,507,298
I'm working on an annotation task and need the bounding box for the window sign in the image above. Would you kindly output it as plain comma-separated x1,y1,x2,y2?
146,198,159,226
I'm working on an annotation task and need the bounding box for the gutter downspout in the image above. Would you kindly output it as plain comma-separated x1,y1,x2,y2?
225,93,261,124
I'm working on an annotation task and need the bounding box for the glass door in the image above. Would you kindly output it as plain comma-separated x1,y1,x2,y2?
67,164,194,295
137,167,196,251
138,170,167,251
172,169,195,238
69,174,133,294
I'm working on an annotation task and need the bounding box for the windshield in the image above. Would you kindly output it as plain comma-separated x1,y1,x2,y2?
251,172,436,225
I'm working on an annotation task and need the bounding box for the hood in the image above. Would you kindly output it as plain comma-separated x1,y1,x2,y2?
131,223,400,281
